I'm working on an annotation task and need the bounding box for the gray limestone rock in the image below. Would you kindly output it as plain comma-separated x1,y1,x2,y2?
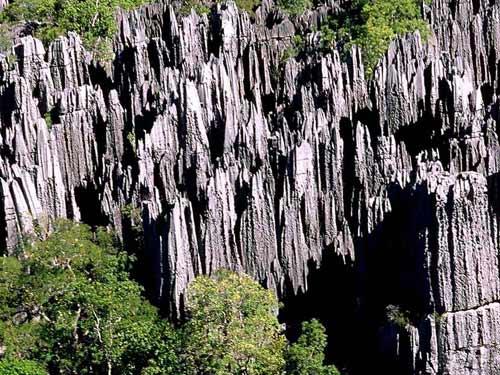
0,0,499,373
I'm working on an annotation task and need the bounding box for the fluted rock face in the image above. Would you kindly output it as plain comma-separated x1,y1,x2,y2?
397,172,500,374
0,0,499,373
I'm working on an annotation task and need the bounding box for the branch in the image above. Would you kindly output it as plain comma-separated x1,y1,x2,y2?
91,0,100,27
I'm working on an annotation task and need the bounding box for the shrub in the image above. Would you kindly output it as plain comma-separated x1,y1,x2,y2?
43,112,52,129
234,0,261,15
122,203,142,223
179,0,260,17
181,270,286,375
0,0,145,58
346,0,429,75
431,311,444,325
281,34,304,62
0,24,12,54
285,319,340,375
385,304,411,328
287,0,429,76
179,0,210,16
319,24,336,52
277,0,311,16
0,359,48,375
0,220,180,374
126,131,136,152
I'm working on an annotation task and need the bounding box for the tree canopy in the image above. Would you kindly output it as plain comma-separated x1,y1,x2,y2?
181,270,286,374
0,221,341,374
285,319,340,375
350,0,429,75
0,221,179,375
283,0,429,76
0,0,145,57
0,359,48,375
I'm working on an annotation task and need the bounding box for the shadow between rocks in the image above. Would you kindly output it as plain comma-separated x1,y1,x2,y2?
279,181,437,375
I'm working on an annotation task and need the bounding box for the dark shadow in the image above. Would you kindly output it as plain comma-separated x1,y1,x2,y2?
279,248,356,373
88,62,114,99
278,176,439,375
73,185,109,227
487,172,500,218
0,193,8,254
394,112,445,162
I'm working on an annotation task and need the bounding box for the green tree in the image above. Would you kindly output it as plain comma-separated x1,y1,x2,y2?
181,270,286,375
385,304,410,329
0,359,48,375
0,24,13,54
350,0,429,75
0,0,145,58
285,319,340,375
179,0,260,16
277,0,311,16
0,220,180,375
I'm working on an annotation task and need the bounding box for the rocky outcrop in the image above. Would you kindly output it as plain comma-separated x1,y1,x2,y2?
0,0,499,373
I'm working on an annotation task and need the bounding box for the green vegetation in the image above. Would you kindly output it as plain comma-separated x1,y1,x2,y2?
281,34,304,62
121,203,144,267
319,24,335,52
0,0,144,58
122,203,142,223
329,0,429,75
0,359,48,375
234,0,261,15
431,311,444,325
0,221,341,374
179,0,261,16
181,271,339,374
179,0,210,16
43,112,52,129
126,132,136,153
182,270,286,374
278,0,311,16
349,0,430,75
385,304,411,329
285,319,340,375
0,221,179,374
0,0,428,71
0,24,12,54
281,0,429,76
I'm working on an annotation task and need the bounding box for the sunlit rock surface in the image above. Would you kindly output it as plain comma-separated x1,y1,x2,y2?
0,0,499,373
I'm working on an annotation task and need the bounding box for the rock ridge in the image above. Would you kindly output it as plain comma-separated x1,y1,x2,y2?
0,0,499,373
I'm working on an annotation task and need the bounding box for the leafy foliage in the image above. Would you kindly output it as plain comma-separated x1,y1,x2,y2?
280,0,429,77
0,24,12,54
319,25,336,52
179,0,260,16
337,0,429,75
43,112,52,129
181,269,286,375
179,0,210,16
385,304,411,329
0,222,341,374
0,0,145,57
234,0,262,15
285,319,340,375
281,34,304,62
0,359,48,375
278,0,311,16
0,220,180,375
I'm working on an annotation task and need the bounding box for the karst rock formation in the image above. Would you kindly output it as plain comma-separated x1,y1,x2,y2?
0,0,499,373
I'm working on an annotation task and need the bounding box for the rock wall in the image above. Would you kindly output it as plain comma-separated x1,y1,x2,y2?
0,0,499,373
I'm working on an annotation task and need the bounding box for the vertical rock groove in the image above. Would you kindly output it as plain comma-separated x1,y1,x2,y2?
0,0,499,373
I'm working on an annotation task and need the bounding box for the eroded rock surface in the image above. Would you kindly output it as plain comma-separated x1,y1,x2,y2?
0,0,499,373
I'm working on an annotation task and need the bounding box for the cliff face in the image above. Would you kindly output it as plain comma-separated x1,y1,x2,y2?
0,0,499,373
